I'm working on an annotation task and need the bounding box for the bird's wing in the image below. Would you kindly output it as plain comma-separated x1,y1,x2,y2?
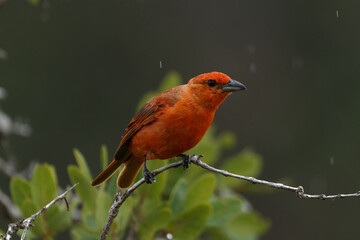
114,85,184,161
114,101,163,160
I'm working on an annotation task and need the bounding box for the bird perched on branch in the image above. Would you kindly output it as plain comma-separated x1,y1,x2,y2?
92,72,246,188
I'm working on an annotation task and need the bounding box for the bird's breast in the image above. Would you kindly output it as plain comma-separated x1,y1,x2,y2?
129,103,215,160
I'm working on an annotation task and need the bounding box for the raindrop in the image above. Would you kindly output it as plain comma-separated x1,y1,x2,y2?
0,48,8,60
249,62,256,74
166,233,173,239
160,61,163,69
0,87,7,100
336,10,339,18
330,157,334,165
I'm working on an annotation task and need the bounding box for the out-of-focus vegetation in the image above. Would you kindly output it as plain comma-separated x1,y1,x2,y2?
2,1,360,239
6,72,269,240
10,164,75,239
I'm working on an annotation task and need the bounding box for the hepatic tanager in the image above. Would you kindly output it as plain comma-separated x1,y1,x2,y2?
92,72,246,188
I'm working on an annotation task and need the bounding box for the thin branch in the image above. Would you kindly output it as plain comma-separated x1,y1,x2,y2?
2,183,78,240
191,156,360,200
100,154,360,239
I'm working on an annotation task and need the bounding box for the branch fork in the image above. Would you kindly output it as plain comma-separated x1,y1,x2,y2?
2,183,78,240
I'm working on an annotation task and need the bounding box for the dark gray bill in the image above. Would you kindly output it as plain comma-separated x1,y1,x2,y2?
222,79,246,92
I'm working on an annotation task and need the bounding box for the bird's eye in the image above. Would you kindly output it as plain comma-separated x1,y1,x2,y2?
207,79,216,87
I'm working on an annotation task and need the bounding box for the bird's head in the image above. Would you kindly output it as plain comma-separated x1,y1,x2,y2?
187,72,246,109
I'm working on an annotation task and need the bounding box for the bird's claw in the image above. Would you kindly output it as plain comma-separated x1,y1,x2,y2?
178,154,203,170
144,167,156,184
182,154,191,170
143,156,156,184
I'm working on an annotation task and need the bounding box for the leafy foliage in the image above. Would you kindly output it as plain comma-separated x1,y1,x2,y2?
8,71,270,240
27,0,41,6
10,164,73,239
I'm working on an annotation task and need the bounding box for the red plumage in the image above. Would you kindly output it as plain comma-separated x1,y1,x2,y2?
92,72,245,188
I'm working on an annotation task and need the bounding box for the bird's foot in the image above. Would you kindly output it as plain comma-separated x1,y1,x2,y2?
143,157,156,184
183,154,191,170
177,154,203,170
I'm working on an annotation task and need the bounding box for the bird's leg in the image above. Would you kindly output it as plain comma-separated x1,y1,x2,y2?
143,155,156,184
177,154,191,170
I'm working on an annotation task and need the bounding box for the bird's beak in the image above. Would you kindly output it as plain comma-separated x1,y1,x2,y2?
222,79,246,92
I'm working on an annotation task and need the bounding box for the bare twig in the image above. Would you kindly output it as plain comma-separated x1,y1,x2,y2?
100,154,360,239
191,156,360,200
2,183,78,240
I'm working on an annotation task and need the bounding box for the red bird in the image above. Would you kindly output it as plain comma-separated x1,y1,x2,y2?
92,72,246,188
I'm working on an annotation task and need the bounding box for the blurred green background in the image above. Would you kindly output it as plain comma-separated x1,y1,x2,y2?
1,0,360,239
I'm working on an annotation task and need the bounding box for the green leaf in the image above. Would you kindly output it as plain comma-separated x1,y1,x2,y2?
163,159,184,195
221,211,270,240
47,207,72,235
137,160,169,217
105,172,118,196
10,177,32,212
169,203,212,239
159,71,182,91
184,173,216,209
27,0,40,5
21,199,46,237
233,211,270,235
207,196,243,227
205,227,230,240
138,207,172,240
168,178,188,215
220,149,263,188
218,131,236,149
71,226,99,240
82,211,98,231
68,165,97,210
95,190,112,231
100,145,109,171
30,164,58,209
29,164,61,237
73,148,92,181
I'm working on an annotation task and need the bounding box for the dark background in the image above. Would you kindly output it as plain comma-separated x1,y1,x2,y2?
1,0,360,239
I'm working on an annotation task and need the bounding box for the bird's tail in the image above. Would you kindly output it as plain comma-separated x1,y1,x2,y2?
91,159,122,186
117,156,143,188
92,153,143,188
